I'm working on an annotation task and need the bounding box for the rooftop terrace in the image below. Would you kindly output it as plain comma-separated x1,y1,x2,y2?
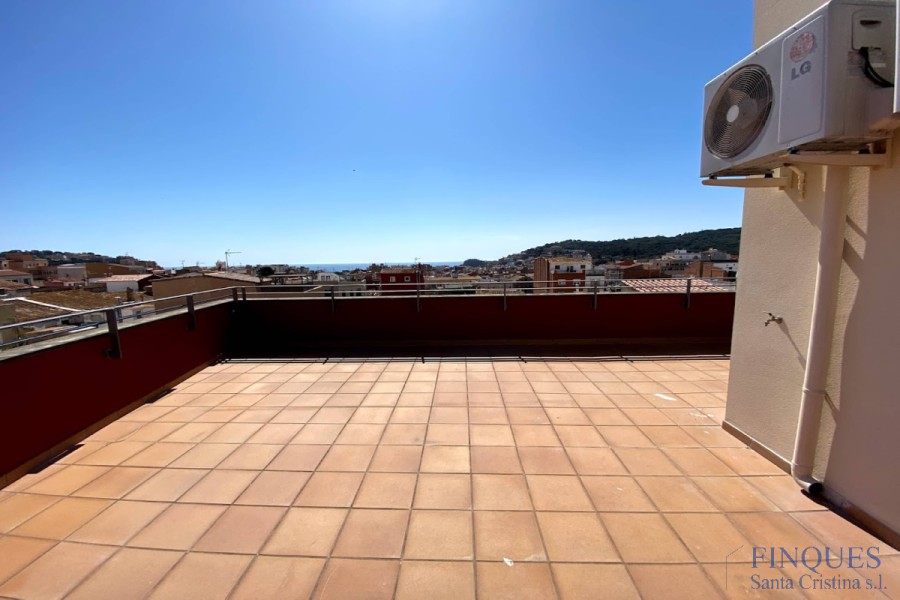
1,357,897,599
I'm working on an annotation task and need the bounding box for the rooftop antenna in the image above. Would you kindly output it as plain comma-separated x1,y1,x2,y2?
225,249,242,271
180,260,185,269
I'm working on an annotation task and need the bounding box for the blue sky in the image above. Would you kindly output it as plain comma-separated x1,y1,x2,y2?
1,1,753,267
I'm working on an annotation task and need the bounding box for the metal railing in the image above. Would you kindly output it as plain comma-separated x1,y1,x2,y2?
0,277,736,352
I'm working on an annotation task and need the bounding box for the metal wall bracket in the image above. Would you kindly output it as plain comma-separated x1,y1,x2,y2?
702,168,804,198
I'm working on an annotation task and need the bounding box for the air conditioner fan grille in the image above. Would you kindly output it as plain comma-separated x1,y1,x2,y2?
704,65,773,159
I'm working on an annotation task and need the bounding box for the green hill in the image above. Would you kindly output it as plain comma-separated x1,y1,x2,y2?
487,227,741,264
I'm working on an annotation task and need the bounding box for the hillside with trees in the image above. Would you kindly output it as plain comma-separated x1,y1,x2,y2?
463,227,741,267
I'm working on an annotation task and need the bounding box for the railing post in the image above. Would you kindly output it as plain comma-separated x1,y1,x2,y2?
331,286,336,313
416,284,421,313
684,278,692,309
186,296,196,331
592,282,598,310
241,287,247,301
105,309,122,359
232,288,239,302
502,283,507,311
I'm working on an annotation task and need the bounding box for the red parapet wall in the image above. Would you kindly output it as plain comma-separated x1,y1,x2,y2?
228,292,735,356
0,303,232,479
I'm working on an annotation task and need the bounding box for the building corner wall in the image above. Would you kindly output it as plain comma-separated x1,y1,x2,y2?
726,0,900,536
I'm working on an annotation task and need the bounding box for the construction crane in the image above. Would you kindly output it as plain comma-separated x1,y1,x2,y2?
225,250,242,271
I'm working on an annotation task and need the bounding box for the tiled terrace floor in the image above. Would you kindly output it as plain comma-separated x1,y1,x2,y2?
0,358,897,599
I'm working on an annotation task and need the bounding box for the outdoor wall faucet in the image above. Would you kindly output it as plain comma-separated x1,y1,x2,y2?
764,312,784,327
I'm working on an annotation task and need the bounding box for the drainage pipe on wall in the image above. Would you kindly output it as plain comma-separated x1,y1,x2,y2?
791,165,849,493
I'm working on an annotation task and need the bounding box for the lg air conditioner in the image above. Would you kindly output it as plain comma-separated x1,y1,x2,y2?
701,0,896,178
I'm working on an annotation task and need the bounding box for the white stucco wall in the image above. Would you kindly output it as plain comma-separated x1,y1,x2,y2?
726,0,900,535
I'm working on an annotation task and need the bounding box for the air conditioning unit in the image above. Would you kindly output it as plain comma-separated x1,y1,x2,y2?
701,0,896,178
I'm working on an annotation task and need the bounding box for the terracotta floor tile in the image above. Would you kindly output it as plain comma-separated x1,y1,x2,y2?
518,447,575,474
566,447,628,476
413,473,471,509
390,407,431,423
0,541,116,600
166,443,236,469
380,423,427,445
554,425,606,447
312,558,399,600
537,511,619,561
66,548,182,600
682,425,747,448
469,407,509,424
403,510,473,559
426,423,470,445
469,392,505,406
125,422,184,442
229,556,325,600
247,423,304,444
663,447,736,476
203,422,265,443
730,512,828,549
395,561,475,600
397,392,434,406
195,505,285,553
476,562,556,600
596,425,655,447
161,422,221,443
615,447,681,475
75,441,150,466
790,510,898,555
0,494,61,533
507,408,550,424
582,475,657,512
87,420,146,441
268,444,330,471
640,425,700,448
666,512,754,563
544,407,591,425
472,474,533,510
316,444,375,472
511,425,561,447
124,468,208,502
231,407,281,423
22,465,110,496
237,471,311,506
72,466,159,499
148,552,251,600
628,564,722,600
703,562,804,599
332,508,409,558
584,408,633,426
68,500,168,545
12,496,111,539
0,535,55,585
602,513,694,563
295,472,364,507
470,446,523,473
336,423,386,445
369,445,423,472
637,476,719,512
263,507,348,556
526,475,594,511
474,510,545,561
621,407,675,425
420,446,470,473
692,476,779,512
122,442,194,467
128,503,225,550
552,564,640,600
708,448,785,475
429,406,469,425
469,424,515,446
501,392,540,407
291,423,344,445
179,469,257,504
745,475,828,512
218,443,282,470
355,473,417,509
351,406,394,422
